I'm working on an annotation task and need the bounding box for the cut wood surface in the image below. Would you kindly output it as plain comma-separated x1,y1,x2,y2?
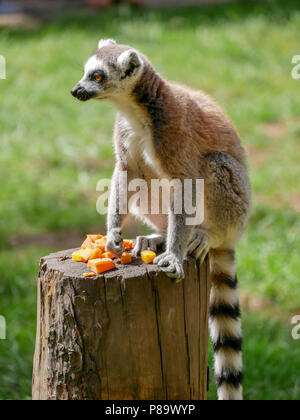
32,249,210,400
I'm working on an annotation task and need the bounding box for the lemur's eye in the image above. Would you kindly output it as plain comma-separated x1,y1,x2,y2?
95,74,102,82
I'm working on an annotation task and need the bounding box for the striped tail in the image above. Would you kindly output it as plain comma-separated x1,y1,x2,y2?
209,249,243,400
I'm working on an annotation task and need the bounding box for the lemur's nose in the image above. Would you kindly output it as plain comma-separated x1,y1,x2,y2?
71,84,93,101
71,86,80,97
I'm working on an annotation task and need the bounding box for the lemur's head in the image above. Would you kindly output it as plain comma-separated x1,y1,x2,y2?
71,39,144,102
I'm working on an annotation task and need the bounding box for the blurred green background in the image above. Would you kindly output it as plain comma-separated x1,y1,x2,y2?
0,0,300,400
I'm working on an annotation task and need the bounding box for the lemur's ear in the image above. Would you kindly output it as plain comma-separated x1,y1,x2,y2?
98,39,117,49
117,49,143,79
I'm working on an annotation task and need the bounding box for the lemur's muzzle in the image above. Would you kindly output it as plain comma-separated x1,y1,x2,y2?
71,84,94,101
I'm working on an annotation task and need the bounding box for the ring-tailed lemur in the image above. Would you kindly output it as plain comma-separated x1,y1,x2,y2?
71,39,251,401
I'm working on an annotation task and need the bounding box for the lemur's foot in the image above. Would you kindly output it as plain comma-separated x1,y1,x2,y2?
106,228,123,257
187,230,210,264
133,233,166,257
154,252,185,283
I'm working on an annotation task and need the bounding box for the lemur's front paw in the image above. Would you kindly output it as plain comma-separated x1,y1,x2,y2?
133,234,166,257
187,229,210,264
154,252,185,283
106,228,123,257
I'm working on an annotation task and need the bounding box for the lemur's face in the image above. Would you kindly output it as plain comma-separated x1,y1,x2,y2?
71,39,144,102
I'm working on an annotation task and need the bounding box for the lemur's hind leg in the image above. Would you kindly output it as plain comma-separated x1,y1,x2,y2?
133,232,166,257
154,210,193,282
131,212,168,257
187,228,210,264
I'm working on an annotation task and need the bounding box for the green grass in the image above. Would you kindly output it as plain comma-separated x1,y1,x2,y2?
0,0,300,400
0,247,45,400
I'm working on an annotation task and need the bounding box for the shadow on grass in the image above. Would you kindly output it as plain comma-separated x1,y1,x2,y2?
1,0,299,40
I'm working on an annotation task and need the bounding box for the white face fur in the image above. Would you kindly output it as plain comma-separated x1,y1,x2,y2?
71,39,144,102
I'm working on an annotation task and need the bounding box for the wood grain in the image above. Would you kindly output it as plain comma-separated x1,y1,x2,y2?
32,249,210,400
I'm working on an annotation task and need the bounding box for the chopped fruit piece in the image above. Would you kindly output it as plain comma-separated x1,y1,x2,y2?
83,272,96,278
87,258,115,274
95,237,107,251
120,252,133,265
81,234,103,249
102,251,117,260
89,248,103,260
141,250,157,264
72,248,95,263
72,253,85,262
123,239,133,250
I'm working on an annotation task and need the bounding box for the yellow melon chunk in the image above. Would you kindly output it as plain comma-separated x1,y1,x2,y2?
89,248,103,260
81,234,103,249
141,250,157,264
72,248,95,263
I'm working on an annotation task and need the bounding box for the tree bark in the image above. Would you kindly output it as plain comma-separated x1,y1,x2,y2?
32,249,210,400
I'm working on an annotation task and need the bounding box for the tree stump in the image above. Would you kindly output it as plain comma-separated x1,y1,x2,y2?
32,249,210,400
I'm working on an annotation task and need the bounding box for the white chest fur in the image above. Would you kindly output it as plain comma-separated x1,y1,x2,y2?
114,97,167,178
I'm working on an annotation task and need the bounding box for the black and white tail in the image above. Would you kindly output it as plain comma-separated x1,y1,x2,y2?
209,249,243,400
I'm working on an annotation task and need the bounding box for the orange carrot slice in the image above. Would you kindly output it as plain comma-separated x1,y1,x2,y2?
83,272,96,278
123,239,133,250
87,258,115,274
102,251,117,260
120,252,133,265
